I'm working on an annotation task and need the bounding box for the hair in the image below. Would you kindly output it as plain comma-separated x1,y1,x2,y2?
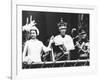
30,29,37,35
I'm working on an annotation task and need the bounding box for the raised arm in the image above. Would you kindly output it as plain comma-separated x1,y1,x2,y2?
42,36,54,52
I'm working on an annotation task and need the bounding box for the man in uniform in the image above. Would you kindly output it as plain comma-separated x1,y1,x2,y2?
75,29,90,59
53,18,75,61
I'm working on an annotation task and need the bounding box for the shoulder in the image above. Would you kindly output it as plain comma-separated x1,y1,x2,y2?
24,40,31,46
65,35,73,39
65,34,71,37
36,39,43,45
54,35,61,39
25,40,30,44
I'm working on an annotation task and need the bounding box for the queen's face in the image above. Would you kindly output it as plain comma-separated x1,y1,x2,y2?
30,30,37,39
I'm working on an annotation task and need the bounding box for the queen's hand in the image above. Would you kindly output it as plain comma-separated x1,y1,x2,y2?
49,36,54,44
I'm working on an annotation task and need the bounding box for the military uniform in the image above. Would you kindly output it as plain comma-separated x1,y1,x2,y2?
52,18,74,61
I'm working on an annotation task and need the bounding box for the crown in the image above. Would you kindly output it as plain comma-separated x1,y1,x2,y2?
57,18,67,28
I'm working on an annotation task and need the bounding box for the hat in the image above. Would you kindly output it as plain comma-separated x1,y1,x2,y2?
57,18,67,30
79,29,86,35
22,16,39,35
30,26,39,35
30,19,39,35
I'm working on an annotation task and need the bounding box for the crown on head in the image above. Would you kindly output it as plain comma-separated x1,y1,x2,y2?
57,18,67,27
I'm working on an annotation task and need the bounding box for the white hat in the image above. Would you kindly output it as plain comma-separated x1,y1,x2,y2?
30,26,39,36
22,16,39,35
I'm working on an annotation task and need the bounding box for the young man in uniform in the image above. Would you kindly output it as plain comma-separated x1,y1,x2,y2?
75,29,90,59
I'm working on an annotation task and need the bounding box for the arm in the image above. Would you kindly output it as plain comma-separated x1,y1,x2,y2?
42,36,54,52
42,36,55,62
23,42,28,62
47,36,54,48
70,37,75,50
67,36,75,51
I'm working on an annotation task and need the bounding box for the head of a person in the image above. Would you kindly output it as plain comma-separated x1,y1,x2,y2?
30,26,39,39
79,29,87,39
59,27,67,36
58,18,67,37
30,29,37,39
81,33,87,39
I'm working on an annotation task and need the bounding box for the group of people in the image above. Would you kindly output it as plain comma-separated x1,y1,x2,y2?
22,17,89,64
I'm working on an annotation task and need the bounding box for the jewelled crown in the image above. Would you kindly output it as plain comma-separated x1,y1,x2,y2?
57,18,67,29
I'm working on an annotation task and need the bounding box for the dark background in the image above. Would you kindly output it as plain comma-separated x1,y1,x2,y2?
22,11,89,44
